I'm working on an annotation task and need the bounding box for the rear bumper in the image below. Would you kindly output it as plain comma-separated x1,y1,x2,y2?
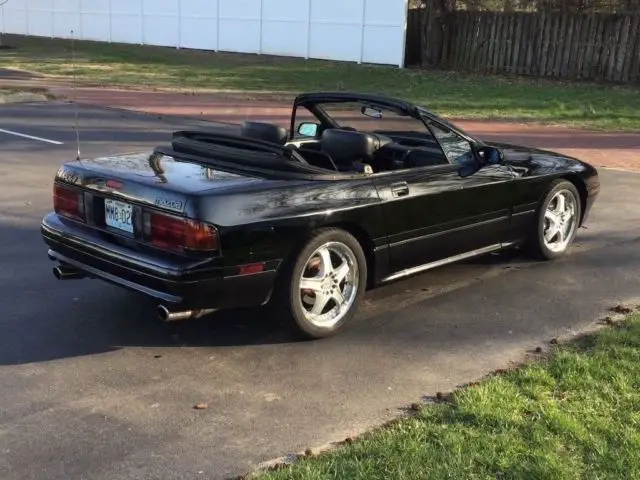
41,213,280,310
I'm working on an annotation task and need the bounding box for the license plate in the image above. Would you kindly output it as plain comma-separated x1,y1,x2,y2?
105,199,134,233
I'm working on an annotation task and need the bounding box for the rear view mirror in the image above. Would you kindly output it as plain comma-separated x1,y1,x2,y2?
297,122,319,137
361,106,383,119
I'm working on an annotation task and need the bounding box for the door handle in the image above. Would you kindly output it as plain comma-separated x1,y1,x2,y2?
391,181,410,198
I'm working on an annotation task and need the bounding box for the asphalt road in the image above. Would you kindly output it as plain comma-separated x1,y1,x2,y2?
2,101,640,480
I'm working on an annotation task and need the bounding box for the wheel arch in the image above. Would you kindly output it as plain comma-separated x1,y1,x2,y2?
274,221,378,290
322,222,377,289
560,173,588,225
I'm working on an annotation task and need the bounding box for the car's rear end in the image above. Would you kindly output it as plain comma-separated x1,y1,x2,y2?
42,151,282,320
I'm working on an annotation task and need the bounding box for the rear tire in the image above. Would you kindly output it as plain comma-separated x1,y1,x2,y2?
525,180,582,260
271,228,367,339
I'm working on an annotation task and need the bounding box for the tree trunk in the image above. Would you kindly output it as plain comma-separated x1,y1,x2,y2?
420,0,453,67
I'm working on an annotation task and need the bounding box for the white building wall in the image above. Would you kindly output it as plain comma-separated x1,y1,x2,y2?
1,0,409,66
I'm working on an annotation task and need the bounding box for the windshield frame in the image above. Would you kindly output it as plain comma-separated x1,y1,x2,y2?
290,93,480,147
416,106,479,145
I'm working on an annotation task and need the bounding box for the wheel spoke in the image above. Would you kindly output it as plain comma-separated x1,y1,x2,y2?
317,247,333,275
562,219,573,240
331,288,346,307
557,223,566,243
545,209,560,226
311,292,330,315
555,193,566,214
334,261,350,283
544,225,559,243
300,277,323,293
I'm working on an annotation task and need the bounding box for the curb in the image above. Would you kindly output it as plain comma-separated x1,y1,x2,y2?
0,91,51,104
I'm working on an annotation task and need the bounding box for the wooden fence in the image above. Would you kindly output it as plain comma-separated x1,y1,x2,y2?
406,9,640,83
405,8,424,66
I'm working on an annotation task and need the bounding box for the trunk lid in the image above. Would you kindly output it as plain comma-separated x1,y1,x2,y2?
53,151,275,253
56,151,267,216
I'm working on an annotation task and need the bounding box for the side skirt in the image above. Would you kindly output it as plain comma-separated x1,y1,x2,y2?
380,242,517,284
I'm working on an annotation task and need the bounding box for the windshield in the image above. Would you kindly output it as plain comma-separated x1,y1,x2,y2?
317,101,428,135
417,106,476,142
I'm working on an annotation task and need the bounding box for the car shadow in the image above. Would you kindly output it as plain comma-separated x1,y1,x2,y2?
3,216,623,366
0,283,305,366
0,222,535,366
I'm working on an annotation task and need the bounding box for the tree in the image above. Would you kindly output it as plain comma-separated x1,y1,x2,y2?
416,0,456,67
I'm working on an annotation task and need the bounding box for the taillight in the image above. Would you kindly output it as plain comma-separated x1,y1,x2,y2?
53,183,85,221
143,211,219,252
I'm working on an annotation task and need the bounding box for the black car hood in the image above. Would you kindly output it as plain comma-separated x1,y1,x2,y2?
484,141,591,175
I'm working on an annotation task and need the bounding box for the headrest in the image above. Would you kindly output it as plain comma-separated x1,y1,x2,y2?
320,129,378,167
240,121,288,145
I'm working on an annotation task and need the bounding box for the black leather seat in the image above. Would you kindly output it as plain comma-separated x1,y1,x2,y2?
240,121,288,145
320,129,380,172
297,148,338,171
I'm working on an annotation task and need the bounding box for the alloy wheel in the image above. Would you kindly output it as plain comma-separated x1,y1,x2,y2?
298,241,359,328
543,189,578,253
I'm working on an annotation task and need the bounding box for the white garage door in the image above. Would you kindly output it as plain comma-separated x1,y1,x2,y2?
1,0,409,66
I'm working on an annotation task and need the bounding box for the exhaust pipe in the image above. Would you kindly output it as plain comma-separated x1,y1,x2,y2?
53,265,86,280
157,305,218,323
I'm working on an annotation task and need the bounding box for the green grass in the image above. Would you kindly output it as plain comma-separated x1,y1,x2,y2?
2,34,640,131
257,314,640,480
0,86,53,99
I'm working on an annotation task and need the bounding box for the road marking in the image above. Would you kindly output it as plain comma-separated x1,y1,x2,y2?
0,128,64,145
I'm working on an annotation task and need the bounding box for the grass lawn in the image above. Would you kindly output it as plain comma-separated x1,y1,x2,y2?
0,86,53,99
257,314,640,479
2,35,640,132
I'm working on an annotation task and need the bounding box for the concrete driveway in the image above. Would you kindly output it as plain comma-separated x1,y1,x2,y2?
1,101,640,480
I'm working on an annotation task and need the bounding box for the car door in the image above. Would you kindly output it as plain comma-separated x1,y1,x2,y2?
374,164,471,275
425,119,516,254
374,126,515,277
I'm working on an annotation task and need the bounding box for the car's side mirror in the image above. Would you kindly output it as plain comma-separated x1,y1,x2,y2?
458,145,504,178
297,122,320,138
476,146,504,166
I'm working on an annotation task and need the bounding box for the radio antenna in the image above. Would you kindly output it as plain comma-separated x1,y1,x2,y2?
70,29,81,161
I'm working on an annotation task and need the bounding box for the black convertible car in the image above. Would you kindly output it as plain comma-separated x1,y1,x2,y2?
42,92,600,338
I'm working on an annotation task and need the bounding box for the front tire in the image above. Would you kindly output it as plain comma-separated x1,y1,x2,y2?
526,179,582,260
272,228,367,339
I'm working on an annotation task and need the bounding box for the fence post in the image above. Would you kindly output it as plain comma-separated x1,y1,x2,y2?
305,0,311,59
215,0,219,51
140,0,144,45
177,0,181,49
26,0,30,36
0,1,4,45
359,0,366,64
108,0,112,42
258,0,263,55
441,10,449,67
399,0,408,67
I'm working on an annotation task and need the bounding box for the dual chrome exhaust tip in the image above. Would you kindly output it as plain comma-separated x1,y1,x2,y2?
52,264,86,280
50,257,216,323
156,305,217,323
